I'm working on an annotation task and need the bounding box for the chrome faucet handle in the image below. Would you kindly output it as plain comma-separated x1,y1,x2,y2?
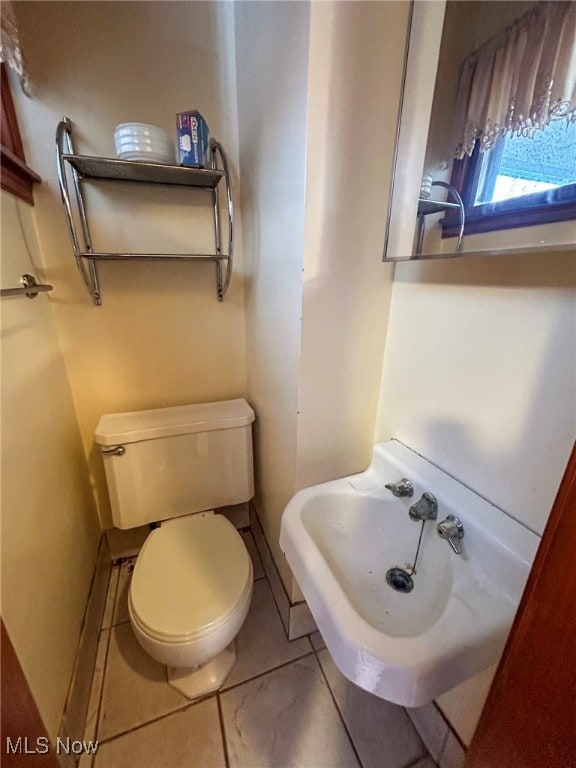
384,478,414,498
437,515,464,554
408,492,438,521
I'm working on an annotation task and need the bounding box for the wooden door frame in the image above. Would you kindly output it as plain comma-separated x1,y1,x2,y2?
465,442,576,768
1,620,60,767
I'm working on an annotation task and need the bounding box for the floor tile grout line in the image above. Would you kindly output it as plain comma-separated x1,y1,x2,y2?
77,587,108,750
93,572,119,746
262,563,310,646
95,650,318,749
398,703,431,764
398,724,430,768
309,637,430,768
111,618,131,628
400,748,436,768
313,644,431,768
93,529,315,754
312,646,365,768
436,726,449,768
216,693,230,768
94,560,312,747
91,568,119,767
96,647,318,748
249,512,292,637
110,557,137,627
404,756,438,768
433,700,467,753
100,565,120,632
87,526,435,768
220,649,316,695
95,693,216,747
59,557,112,753
243,529,266,580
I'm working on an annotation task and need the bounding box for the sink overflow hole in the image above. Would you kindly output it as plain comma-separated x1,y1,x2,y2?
386,567,414,593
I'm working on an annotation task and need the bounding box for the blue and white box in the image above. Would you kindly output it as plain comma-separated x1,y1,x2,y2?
177,110,209,168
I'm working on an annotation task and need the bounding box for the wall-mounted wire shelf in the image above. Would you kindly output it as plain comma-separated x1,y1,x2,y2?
417,198,462,216
56,117,234,305
61,155,224,188
1,274,53,299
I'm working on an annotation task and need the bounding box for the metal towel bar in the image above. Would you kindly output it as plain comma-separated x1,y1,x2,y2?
1,274,53,299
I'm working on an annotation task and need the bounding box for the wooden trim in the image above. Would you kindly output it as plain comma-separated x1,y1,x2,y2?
442,137,576,238
1,621,60,767
1,145,41,205
0,64,40,205
442,197,576,238
1,67,25,157
465,442,576,768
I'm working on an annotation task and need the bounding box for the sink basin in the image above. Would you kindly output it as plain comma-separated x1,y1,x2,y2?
279,440,539,706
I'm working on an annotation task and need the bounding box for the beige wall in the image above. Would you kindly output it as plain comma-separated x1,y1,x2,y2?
13,1,248,529
236,1,406,601
376,251,575,741
377,254,575,535
1,192,101,739
296,1,404,488
234,0,309,594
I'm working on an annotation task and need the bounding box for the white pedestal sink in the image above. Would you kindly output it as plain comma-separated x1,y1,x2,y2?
280,440,538,706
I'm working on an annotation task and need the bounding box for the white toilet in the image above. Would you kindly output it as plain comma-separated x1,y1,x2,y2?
95,399,255,699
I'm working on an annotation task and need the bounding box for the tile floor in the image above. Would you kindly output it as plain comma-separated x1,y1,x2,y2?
79,530,436,768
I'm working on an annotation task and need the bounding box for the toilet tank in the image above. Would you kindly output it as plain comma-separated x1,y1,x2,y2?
95,399,255,529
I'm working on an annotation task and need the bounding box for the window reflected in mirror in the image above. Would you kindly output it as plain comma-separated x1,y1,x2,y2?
476,120,576,205
384,0,576,261
432,0,576,241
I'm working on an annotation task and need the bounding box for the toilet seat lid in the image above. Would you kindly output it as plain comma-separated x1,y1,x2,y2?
129,514,252,642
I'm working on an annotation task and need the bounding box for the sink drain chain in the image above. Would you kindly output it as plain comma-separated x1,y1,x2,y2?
386,520,425,594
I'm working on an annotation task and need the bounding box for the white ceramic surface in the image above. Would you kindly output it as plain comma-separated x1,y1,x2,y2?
115,141,173,155
117,150,175,164
129,555,253,669
114,125,175,163
279,439,539,707
114,123,173,145
114,134,172,146
95,400,255,530
114,121,171,135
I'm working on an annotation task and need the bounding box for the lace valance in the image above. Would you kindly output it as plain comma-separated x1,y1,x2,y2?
0,0,29,94
452,1,576,160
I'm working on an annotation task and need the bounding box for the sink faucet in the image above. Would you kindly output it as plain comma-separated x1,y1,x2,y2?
409,492,438,521
384,478,414,497
437,515,464,554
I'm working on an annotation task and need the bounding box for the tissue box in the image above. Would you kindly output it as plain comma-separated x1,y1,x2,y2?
177,111,209,168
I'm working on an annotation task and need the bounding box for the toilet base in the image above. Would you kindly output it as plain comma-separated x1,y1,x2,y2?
166,642,236,700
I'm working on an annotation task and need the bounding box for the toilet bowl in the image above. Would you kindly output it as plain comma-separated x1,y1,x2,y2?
95,399,256,699
128,512,253,698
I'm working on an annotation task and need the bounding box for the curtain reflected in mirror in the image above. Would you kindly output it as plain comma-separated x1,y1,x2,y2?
384,0,576,261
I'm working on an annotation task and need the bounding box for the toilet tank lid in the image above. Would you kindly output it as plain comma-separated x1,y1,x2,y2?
95,399,254,446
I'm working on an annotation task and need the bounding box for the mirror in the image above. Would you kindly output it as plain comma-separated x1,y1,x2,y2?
384,0,576,261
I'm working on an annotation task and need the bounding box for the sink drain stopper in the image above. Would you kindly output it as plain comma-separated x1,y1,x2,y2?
386,567,414,593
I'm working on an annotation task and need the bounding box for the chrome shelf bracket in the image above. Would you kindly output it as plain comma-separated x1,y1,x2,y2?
210,139,234,301
56,118,101,304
